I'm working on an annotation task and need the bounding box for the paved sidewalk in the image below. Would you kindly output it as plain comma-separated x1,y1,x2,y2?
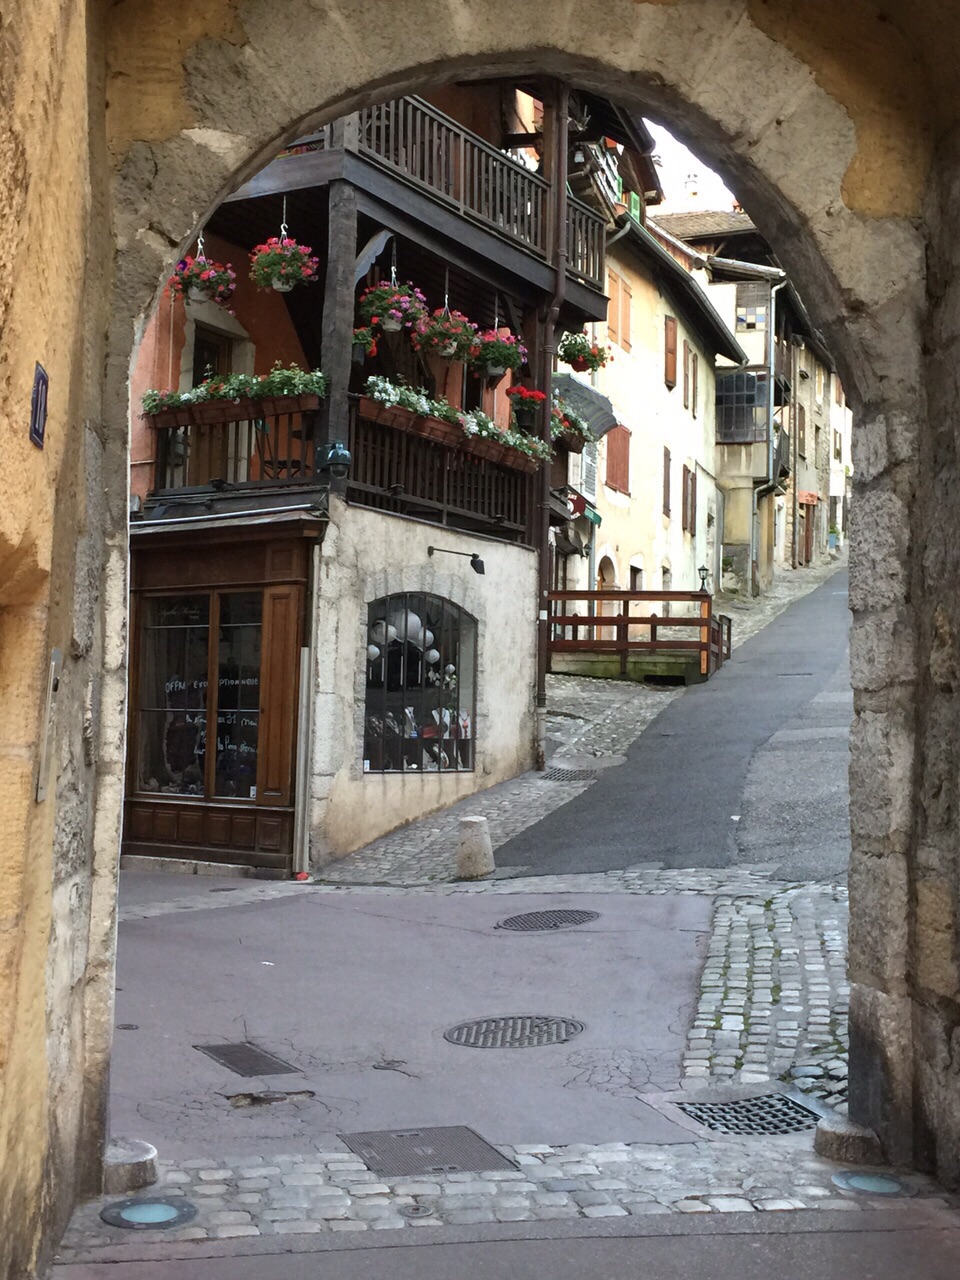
318,556,847,888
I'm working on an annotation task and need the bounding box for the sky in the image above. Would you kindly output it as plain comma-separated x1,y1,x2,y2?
644,121,737,213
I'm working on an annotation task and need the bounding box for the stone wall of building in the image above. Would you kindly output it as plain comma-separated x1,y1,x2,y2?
4,0,960,1268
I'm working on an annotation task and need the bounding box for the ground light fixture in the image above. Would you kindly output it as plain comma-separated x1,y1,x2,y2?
322,440,352,478
698,564,709,591
427,545,485,575
100,1198,198,1229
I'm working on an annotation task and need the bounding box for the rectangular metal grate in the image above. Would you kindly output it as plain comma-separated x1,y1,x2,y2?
676,1093,820,1135
338,1125,517,1176
193,1042,300,1077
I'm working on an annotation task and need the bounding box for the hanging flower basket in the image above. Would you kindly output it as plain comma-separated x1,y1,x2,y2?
550,394,595,454
249,236,319,292
168,255,237,309
411,308,478,361
353,327,379,361
358,280,428,334
506,385,547,432
468,329,527,378
558,330,609,374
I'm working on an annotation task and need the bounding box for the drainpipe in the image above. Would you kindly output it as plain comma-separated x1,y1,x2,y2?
535,80,569,771
751,278,788,590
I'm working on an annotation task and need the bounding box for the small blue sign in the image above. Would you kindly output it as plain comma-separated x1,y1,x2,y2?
29,363,48,450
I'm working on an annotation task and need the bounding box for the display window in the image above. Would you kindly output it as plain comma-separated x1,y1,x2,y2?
136,590,263,799
363,593,476,773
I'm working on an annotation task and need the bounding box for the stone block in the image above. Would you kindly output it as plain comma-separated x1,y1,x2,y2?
846,852,909,991
457,816,495,879
813,1113,883,1165
103,1137,158,1194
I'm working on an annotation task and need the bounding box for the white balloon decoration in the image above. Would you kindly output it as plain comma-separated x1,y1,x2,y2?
425,648,441,664
366,644,381,661
422,630,434,648
369,620,397,646
445,664,456,674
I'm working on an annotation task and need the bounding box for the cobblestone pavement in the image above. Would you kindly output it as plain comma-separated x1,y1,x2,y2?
59,1130,951,1258
682,884,849,1105
318,555,848,889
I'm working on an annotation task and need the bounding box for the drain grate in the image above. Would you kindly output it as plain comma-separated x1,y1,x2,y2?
194,1042,300,1077
676,1094,820,1135
444,1015,584,1049
541,767,600,782
497,909,600,932
339,1125,517,1176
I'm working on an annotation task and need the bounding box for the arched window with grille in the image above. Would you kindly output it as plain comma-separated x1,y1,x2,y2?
363,593,477,773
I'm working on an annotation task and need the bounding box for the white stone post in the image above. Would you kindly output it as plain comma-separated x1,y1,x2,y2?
457,816,495,879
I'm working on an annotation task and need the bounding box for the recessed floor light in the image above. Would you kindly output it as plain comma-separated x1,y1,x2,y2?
100,1198,198,1229
831,1171,909,1196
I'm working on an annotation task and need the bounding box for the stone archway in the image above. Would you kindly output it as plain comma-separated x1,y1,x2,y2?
72,0,952,1241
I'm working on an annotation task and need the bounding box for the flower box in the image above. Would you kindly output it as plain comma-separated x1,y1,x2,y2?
358,396,541,472
560,429,586,454
147,393,321,431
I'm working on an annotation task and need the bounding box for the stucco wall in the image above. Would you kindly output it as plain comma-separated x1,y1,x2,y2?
310,500,537,860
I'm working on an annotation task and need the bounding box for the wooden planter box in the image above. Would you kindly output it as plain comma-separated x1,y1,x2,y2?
358,396,541,474
560,430,586,454
145,393,321,430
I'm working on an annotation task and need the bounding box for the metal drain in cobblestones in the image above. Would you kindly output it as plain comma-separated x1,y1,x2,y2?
193,1042,299,1077
339,1125,516,1175
675,1094,820,1135
541,767,600,782
443,1015,584,1048
496,909,600,932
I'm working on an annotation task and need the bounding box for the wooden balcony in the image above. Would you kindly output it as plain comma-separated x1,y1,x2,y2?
238,96,607,294
146,395,536,542
547,589,732,684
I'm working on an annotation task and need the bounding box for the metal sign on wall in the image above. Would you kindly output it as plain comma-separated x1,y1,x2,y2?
29,363,48,449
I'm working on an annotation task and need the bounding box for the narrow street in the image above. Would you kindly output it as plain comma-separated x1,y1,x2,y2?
52,561,959,1277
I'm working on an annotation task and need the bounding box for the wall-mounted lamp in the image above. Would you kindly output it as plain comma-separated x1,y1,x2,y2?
321,441,351,479
428,545,485,575
698,564,710,592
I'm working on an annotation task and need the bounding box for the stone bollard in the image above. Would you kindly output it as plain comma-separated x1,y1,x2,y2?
103,1137,159,1195
457,815,495,879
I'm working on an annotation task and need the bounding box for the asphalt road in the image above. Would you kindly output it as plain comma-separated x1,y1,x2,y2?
496,572,851,879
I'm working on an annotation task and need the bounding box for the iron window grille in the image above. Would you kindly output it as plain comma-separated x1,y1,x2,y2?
363,593,476,774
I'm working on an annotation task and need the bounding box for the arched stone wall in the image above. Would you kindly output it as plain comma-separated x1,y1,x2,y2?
92,0,939,1184
7,1,959,1269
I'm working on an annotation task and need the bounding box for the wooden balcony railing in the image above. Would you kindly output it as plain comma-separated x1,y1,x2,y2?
292,97,605,288
347,398,533,539
151,396,322,491
547,589,732,679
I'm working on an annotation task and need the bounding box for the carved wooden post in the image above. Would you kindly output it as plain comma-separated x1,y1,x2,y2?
319,177,359,492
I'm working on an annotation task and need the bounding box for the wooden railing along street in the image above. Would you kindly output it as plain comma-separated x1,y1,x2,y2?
548,589,732,678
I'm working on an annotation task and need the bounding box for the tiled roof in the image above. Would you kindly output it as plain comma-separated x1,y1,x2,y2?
650,211,757,241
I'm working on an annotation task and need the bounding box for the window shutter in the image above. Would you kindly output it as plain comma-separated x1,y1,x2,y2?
691,469,697,533
605,425,630,493
663,446,671,516
683,340,690,408
607,272,620,346
621,280,632,352
692,354,699,418
664,316,678,388
682,464,690,530
582,439,598,499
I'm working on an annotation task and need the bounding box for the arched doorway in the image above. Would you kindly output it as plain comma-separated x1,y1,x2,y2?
7,10,946,1270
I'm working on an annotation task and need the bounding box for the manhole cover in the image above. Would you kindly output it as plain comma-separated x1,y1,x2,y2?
541,767,599,782
194,1042,299,1077
443,1015,584,1048
339,1125,516,1176
676,1094,820,1135
100,1198,198,1230
496,909,600,932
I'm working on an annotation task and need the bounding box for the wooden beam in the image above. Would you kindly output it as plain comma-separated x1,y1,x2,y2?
319,181,359,475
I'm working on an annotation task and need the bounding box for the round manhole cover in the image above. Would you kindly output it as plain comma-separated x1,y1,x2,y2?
443,1015,584,1048
497,910,600,932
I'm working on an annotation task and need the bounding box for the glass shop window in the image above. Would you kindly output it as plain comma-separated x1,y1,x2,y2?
136,590,262,798
363,593,476,774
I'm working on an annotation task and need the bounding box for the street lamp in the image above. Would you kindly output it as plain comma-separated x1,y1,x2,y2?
698,564,710,592
321,441,351,479
428,546,485,575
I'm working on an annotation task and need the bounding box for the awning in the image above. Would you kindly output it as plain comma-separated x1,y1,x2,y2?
553,374,619,439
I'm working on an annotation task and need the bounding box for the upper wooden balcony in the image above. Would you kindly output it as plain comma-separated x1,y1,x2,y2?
226,96,607,315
